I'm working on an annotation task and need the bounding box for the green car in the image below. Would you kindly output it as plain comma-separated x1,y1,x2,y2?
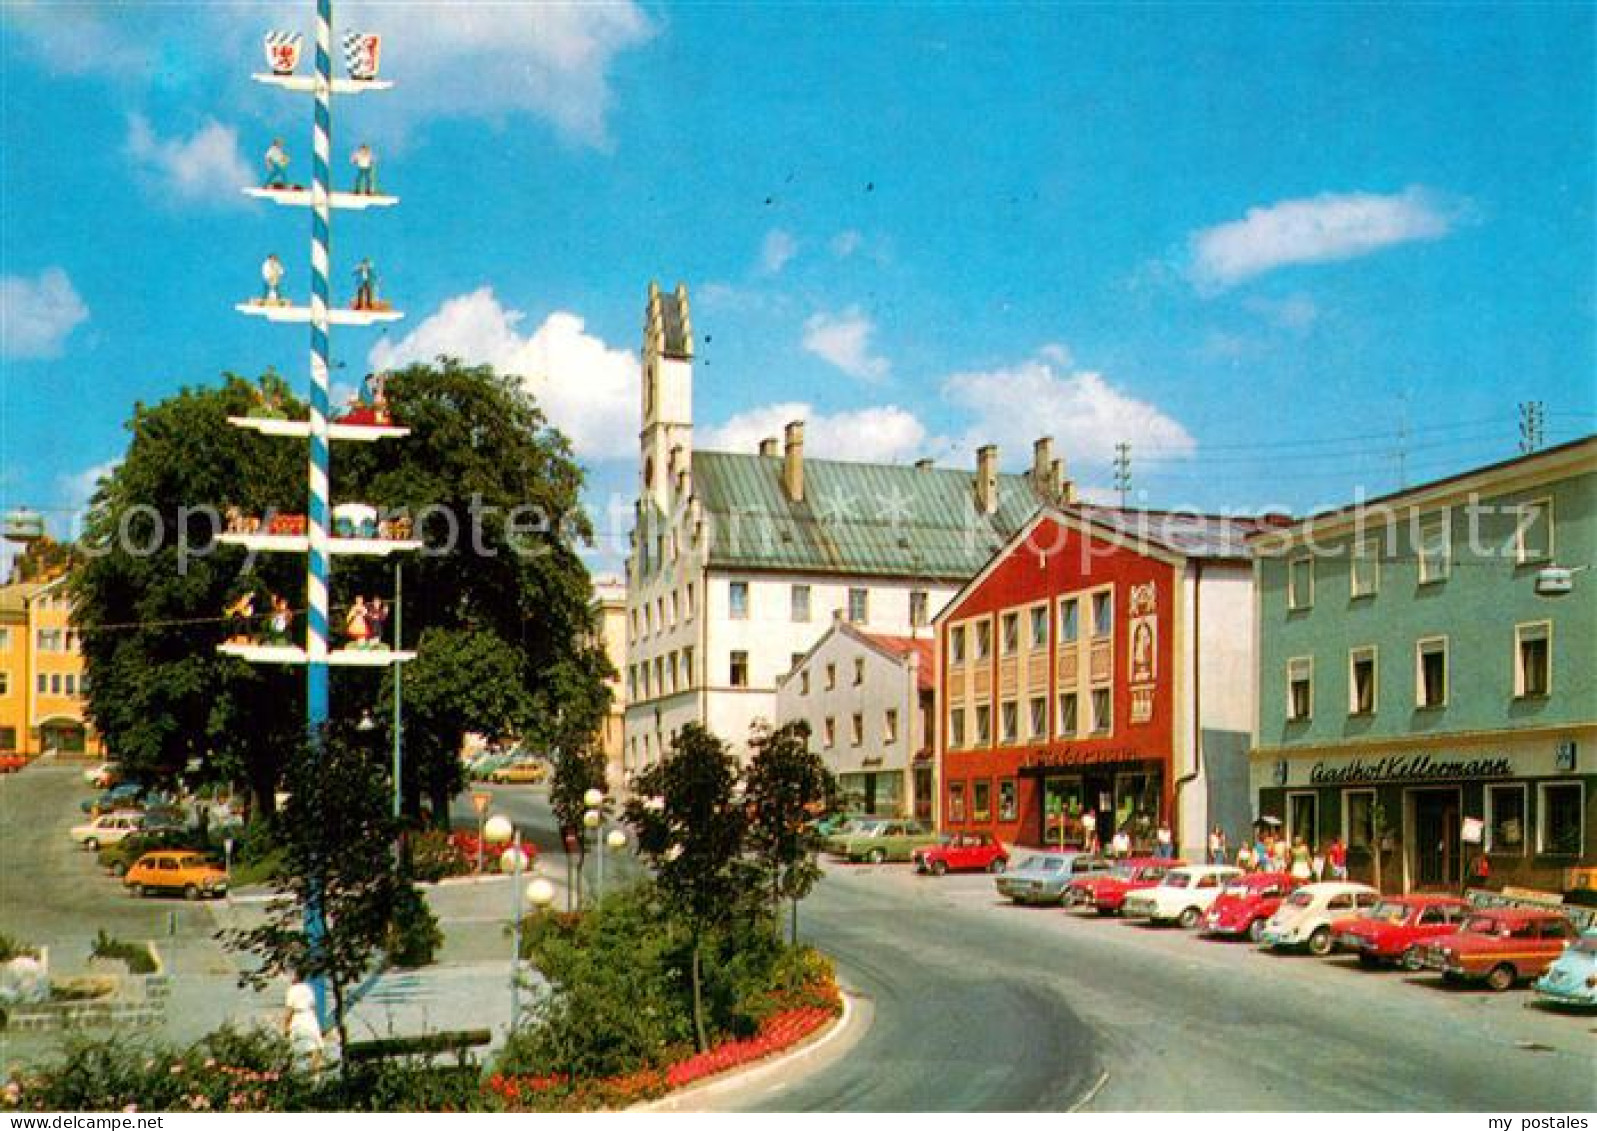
824,819,939,864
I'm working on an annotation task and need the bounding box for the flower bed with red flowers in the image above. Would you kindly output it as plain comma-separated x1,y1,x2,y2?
484,975,842,1112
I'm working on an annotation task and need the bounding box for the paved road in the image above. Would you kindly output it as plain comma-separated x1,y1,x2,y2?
740,863,1597,1112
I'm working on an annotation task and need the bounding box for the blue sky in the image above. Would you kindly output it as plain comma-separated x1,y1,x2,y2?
2,2,1592,572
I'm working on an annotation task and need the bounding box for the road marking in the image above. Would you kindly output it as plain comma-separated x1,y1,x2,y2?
1068,1070,1110,1112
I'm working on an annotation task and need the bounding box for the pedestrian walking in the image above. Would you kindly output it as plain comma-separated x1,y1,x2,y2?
1208,826,1228,865
1289,836,1313,881
1268,834,1288,874
1326,836,1348,881
1111,829,1131,858
1155,824,1174,859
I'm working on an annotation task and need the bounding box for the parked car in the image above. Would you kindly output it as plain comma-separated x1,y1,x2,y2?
99,828,206,877
1259,882,1381,955
1534,930,1597,1007
1065,857,1187,916
995,852,1112,905
124,850,228,900
83,762,122,788
466,752,515,781
914,831,1009,875
1,753,29,774
1417,909,1578,991
1331,894,1471,968
81,782,148,815
69,811,147,850
814,812,878,838
824,819,939,863
1122,865,1244,927
488,758,548,785
1203,872,1303,942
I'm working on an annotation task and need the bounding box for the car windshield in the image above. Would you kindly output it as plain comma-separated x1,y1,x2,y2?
856,822,885,836
1368,901,1411,924
1284,890,1315,909
1109,865,1139,880
1162,873,1192,889
1020,856,1067,873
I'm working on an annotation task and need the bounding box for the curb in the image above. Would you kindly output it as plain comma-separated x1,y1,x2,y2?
630,988,866,1113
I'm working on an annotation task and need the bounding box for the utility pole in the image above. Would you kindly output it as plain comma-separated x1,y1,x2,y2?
1519,401,1545,454
1112,442,1132,508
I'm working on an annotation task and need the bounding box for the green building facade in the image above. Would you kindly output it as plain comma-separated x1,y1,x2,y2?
1251,437,1596,894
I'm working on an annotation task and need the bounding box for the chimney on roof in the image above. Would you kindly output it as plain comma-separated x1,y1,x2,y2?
914,458,934,471
1052,459,1077,504
975,444,999,515
758,436,778,458
783,420,806,503
1032,437,1053,493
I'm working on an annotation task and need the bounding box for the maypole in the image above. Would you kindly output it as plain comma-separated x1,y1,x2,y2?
222,2,415,1031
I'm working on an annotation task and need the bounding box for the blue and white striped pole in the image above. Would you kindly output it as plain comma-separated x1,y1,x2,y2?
305,0,335,1029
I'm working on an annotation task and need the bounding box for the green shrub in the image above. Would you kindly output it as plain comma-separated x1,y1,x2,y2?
90,930,157,975
406,829,471,884
0,933,37,963
386,878,442,969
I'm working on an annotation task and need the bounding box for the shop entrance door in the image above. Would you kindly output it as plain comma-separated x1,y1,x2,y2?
913,767,933,824
1408,788,1461,891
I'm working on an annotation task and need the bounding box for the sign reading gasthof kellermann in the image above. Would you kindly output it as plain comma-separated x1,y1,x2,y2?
1273,734,1585,788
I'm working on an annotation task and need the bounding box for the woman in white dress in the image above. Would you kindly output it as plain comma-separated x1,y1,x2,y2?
283,981,324,1072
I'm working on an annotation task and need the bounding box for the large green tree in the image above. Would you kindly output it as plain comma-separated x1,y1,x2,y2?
744,721,837,945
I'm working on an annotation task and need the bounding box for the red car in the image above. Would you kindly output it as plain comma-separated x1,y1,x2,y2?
0,754,27,774
1332,894,1470,969
1065,857,1185,915
914,831,1009,876
1203,872,1302,942
1417,909,1579,991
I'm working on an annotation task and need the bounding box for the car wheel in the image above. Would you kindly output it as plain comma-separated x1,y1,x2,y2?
1401,945,1425,972
988,858,1007,875
129,883,144,898
867,848,886,865
1177,906,1201,929
1485,963,1517,993
931,859,948,876
1248,918,1267,944
1095,906,1115,917
1357,952,1381,968
184,884,200,901
1307,926,1332,956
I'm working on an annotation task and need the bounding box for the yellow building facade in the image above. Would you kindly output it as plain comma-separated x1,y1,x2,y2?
0,575,100,757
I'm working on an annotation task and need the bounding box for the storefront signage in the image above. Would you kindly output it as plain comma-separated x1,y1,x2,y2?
1022,746,1154,769
1308,754,1514,785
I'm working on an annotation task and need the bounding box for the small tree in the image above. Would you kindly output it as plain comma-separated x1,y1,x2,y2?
744,721,836,946
623,724,754,1051
221,722,406,1062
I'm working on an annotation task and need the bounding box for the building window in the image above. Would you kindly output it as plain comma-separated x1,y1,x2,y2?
1000,700,1018,743
800,670,810,695
1343,789,1376,851
850,713,864,746
644,604,653,635
1485,784,1527,855
0,672,8,696
1515,498,1553,564
686,583,696,618
1028,696,1047,739
910,590,929,628
683,647,695,688
1287,657,1313,721
653,658,664,697
884,709,899,744
972,780,992,822
0,627,9,650
1288,556,1314,611
669,592,678,627
791,584,811,622
1515,622,1551,698
1001,612,1019,656
1418,511,1450,583
1349,647,1377,716
825,663,836,690
949,708,966,749
848,588,869,624
975,704,992,745
853,657,865,686
949,626,967,665
730,650,749,688
1059,598,1079,644
656,597,665,633
948,782,967,823
998,779,1017,822
1090,688,1111,734
64,673,76,697
36,628,64,652
0,727,16,751
729,581,749,619
1351,534,1380,598
974,620,992,660
50,673,62,695
1057,692,1078,738
824,717,836,747
36,674,47,696
1029,606,1048,649
1091,591,1112,638
640,663,650,700
1538,782,1584,856
1416,637,1448,708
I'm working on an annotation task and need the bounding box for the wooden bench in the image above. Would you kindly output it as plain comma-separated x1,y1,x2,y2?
343,1028,493,1067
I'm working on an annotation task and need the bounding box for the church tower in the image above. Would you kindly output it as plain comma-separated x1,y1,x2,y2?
640,281,694,513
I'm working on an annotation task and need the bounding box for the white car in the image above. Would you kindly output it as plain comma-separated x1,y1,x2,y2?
83,762,120,787
68,811,146,850
1259,881,1380,955
1122,865,1244,927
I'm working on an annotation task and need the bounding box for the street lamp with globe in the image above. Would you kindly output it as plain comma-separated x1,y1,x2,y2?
483,815,545,1030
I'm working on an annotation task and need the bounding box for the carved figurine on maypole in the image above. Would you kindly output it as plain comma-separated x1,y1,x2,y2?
263,138,291,189
343,595,390,650
263,30,302,75
223,590,257,644
258,253,287,306
351,257,383,310
341,32,382,81
351,143,377,195
336,370,393,426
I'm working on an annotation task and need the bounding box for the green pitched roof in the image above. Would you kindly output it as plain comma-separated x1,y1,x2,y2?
689,450,1047,580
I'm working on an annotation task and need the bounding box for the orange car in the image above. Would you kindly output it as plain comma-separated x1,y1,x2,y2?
124,850,228,900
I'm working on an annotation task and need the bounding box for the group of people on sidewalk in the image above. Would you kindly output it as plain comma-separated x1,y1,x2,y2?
1207,826,1348,881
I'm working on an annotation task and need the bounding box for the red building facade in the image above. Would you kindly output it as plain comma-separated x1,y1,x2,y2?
938,511,1187,853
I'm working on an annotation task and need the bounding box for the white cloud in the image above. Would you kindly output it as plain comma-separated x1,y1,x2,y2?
802,307,890,382
5,2,150,75
760,230,798,274
369,287,638,460
1,268,89,359
700,402,928,465
1245,293,1319,331
1189,186,1461,289
830,230,863,258
125,115,251,204
942,350,1195,465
